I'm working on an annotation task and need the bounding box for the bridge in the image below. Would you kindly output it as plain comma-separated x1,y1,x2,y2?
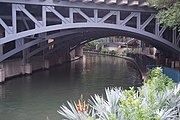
0,0,180,82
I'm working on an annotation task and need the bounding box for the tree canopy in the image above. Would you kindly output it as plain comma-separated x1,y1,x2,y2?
148,0,180,31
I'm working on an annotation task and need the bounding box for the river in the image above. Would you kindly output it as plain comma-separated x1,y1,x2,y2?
0,54,142,120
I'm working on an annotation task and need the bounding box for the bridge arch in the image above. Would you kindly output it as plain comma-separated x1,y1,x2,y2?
0,24,180,62
0,1,179,62
25,26,180,59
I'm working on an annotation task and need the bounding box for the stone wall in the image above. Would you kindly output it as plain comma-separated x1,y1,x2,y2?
0,46,83,83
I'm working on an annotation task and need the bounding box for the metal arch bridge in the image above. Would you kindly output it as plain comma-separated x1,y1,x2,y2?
0,0,180,62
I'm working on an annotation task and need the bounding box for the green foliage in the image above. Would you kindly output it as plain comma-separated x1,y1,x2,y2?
148,0,178,8
100,48,109,54
157,3,180,30
83,41,99,51
109,50,117,56
148,0,180,31
147,67,175,91
58,67,180,120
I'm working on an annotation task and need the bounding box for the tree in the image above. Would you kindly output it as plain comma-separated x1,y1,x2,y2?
83,41,99,51
148,0,180,31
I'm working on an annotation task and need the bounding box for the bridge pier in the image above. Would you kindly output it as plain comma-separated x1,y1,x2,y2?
175,61,180,68
44,60,50,69
171,61,175,68
70,49,75,61
23,63,32,75
0,69,5,83
75,46,83,57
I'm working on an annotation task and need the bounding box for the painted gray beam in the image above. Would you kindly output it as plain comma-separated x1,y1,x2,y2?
155,19,159,36
128,0,139,6
0,30,79,62
139,0,149,7
74,8,94,23
117,0,128,5
20,12,30,30
12,4,17,33
42,6,47,27
0,29,104,61
17,4,43,28
173,27,177,44
26,34,82,58
0,23,179,53
136,12,140,29
0,18,12,34
46,6,70,24
106,0,116,4
15,38,24,48
82,0,93,3
159,26,167,37
116,11,120,25
0,0,156,13
176,34,180,45
120,12,137,25
69,8,74,23
94,9,98,23
94,0,105,3
99,11,117,23
140,14,155,30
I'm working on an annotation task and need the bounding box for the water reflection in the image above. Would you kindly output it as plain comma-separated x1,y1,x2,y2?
0,85,5,99
0,54,142,120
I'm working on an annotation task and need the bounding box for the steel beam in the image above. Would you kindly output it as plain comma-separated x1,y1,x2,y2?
176,34,180,45
159,26,167,37
0,18,12,34
116,11,120,25
128,0,139,6
94,9,98,23
37,31,118,57
120,12,137,25
17,4,43,28
74,8,94,23
12,4,17,33
42,6,47,27
46,6,70,24
140,14,155,30
0,29,106,61
117,0,128,5
99,11,117,23
173,27,177,44
20,12,30,30
0,23,179,53
0,0,156,13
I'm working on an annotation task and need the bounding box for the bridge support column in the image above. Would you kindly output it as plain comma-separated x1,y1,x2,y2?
44,60,50,69
23,63,32,74
171,61,175,68
175,61,180,68
165,58,169,66
0,69,5,84
70,49,75,61
58,57,63,64
75,46,83,57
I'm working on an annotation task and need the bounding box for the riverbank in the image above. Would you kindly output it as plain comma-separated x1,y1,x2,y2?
0,55,82,84
83,51,147,80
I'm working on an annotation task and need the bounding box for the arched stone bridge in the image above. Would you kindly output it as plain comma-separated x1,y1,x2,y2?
0,0,179,62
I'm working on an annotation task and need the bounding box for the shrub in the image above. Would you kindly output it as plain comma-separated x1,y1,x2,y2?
58,67,180,120
109,50,117,56
100,48,109,54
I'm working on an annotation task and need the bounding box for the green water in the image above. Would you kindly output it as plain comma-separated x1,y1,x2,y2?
0,54,142,120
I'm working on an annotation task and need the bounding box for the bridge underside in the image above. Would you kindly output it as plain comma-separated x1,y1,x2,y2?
0,0,179,62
